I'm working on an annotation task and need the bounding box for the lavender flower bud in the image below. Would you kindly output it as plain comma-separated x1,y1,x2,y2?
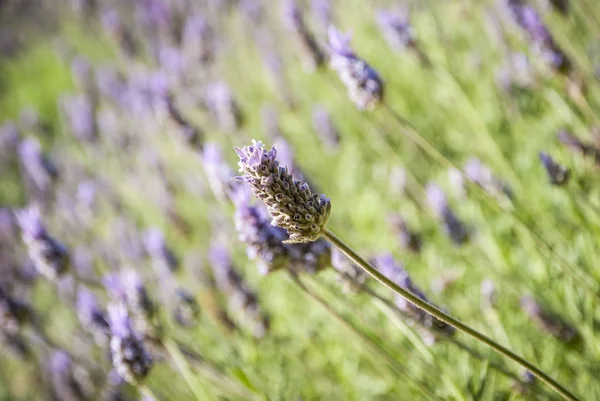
387,214,422,253
204,82,243,131
107,303,153,384
209,245,270,338
328,27,384,109
539,152,570,186
173,289,201,328
76,287,110,341
143,228,179,274
520,295,579,344
426,183,469,246
464,157,512,199
234,140,331,244
18,138,58,195
557,130,600,166
59,94,97,142
311,105,340,150
374,255,455,343
233,186,330,275
375,9,416,51
0,286,32,334
283,0,325,71
331,247,366,292
202,142,236,202
15,206,69,280
104,270,157,335
506,0,570,73
49,350,87,401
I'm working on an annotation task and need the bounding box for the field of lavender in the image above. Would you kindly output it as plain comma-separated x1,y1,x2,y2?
2,0,600,400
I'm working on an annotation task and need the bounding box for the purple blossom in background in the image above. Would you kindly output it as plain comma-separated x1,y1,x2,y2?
70,55,92,91
204,81,243,131
0,286,32,334
18,138,58,198
311,105,340,150
49,350,88,401
374,255,455,344
283,0,325,71
328,27,384,109
426,183,470,246
557,130,600,166
209,244,270,338
77,287,110,341
182,13,213,64
464,157,512,200
506,0,570,73
201,142,236,201
311,0,332,30
387,214,422,253
143,228,179,274
232,186,331,275
539,152,570,186
520,295,579,344
107,303,153,384
15,206,69,281
60,94,97,142
376,9,415,51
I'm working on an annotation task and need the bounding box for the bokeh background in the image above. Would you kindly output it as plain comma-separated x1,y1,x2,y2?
1,0,600,400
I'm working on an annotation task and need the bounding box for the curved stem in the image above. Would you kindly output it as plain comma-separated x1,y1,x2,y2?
321,228,580,401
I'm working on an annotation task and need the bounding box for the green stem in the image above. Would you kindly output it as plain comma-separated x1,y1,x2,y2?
321,228,580,401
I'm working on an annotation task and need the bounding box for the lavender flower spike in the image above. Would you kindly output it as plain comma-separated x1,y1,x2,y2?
539,152,570,186
107,303,153,384
328,26,384,109
234,140,331,244
15,206,69,280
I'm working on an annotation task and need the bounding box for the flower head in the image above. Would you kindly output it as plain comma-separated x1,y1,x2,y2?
328,26,384,109
539,152,570,186
234,140,331,244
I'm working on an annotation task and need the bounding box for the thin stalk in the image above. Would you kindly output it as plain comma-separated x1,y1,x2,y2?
290,273,439,400
321,227,580,401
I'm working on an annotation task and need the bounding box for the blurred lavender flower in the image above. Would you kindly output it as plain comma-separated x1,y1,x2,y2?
49,350,88,401
173,289,201,328
16,206,70,281
60,94,97,142
77,287,110,342
505,0,570,73
520,295,579,344
539,152,570,186
387,214,422,253
104,270,157,335
374,255,455,344
234,140,331,244
331,247,366,292
328,27,384,109
166,94,204,149
201,142,236,202
426,183,469,246
209,245,270,338
0,121,19,170
283,0,325,71
107,303,153,384
557,130,600,166
143,228,179,274
497,53,534,91
464,157,512,200
376,9,430,65
311,0,332,30
18,138,58,199
0,286,32,334
311,105,340,150
182,13,213,64
204,82,243,132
